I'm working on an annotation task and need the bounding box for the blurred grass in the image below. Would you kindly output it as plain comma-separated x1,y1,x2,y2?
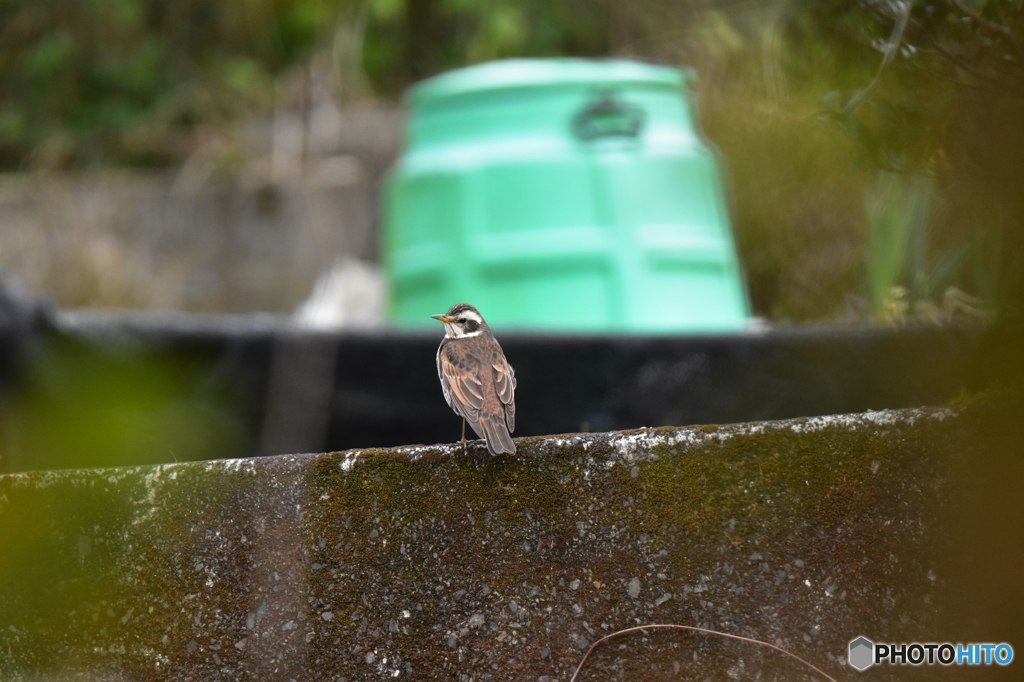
865,171,932,319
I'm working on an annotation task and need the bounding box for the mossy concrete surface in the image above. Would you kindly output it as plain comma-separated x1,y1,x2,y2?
0,407,970,681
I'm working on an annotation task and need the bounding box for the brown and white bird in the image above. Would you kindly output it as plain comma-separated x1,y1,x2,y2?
431,303,516,455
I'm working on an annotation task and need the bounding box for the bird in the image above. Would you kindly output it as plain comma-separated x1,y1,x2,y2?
431,303,516,455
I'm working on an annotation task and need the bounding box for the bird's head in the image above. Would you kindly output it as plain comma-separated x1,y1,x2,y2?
431,303,485,338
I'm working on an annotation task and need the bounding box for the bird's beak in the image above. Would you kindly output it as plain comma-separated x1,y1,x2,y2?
431,314,450,323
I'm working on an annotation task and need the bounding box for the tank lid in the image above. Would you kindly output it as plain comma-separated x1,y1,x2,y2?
407,58,688,106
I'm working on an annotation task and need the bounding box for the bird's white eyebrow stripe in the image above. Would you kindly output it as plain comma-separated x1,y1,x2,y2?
454,309,482,323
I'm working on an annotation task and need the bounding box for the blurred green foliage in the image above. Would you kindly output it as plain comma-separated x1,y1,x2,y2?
0,335,250,472
682,0,1022,320
0,0,351,169
811,0,1024,319
1,0,1021,321
363,0,608,89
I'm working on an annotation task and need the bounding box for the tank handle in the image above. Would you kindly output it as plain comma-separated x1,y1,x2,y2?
572,90,646,141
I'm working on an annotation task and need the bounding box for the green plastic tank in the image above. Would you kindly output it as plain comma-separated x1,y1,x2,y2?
383,58,749,332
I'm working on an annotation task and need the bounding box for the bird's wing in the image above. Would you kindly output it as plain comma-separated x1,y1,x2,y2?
503,400,516,434
492,355,516,432
438,342,485,421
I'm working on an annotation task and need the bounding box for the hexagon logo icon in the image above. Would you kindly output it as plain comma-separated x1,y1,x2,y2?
849,636,875,670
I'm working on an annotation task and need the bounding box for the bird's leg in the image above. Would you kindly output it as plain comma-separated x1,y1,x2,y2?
461,418,467,455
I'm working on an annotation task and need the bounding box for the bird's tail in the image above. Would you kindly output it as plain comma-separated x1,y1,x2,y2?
476,414,515,455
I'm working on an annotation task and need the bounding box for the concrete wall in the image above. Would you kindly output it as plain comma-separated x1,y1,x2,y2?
0,106,403,314
0,407,985,681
